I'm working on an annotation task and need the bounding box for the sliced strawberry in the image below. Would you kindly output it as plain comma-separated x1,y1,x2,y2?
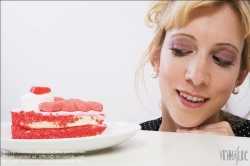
57,100,77,112
39,102,60,112
88,101,103,112
70,99,90,112
54,97,64,101
30,86,51,94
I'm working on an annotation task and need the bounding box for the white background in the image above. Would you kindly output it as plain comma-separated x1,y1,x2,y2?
1,1,250,123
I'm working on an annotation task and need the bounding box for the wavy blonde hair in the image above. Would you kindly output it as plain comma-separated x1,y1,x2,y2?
135,0,250,123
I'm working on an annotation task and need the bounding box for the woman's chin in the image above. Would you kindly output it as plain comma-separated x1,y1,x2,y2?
174,118,201,129
171,111,209,128
177,124,196,129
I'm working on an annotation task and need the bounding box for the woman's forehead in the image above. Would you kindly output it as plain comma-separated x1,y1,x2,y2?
162,3,244,35
163,5,244,50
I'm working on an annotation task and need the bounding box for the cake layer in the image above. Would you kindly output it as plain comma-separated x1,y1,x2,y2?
11,124,107,139
11,111,105,129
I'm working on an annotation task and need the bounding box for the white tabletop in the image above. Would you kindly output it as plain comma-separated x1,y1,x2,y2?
1,130,250,166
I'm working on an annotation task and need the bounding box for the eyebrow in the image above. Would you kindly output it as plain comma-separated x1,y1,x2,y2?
215,43,239,53
170,33,239,53
170,33,196,41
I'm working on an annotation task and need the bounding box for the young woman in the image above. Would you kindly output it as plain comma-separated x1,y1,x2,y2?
137,1,250,137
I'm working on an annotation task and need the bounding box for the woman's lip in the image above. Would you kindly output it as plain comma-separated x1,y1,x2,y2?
178,90,208,99
177,91,207,109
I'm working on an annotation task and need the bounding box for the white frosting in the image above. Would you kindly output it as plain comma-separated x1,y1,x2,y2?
21,92,54,111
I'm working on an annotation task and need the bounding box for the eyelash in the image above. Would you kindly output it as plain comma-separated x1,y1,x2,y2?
212,55,234,66
169,48,234,67
169,48,192,56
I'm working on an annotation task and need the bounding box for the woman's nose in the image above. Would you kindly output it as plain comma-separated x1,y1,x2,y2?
184,57,210,86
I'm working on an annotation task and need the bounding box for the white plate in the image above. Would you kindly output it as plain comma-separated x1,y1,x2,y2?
1,121,141,154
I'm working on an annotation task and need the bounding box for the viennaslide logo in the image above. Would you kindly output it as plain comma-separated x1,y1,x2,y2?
219,146,248,165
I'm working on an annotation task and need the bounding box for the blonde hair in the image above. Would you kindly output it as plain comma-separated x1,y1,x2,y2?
135,0,250,122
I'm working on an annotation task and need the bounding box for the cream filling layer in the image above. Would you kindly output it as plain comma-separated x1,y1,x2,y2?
20,115,105,129
12,108,105,117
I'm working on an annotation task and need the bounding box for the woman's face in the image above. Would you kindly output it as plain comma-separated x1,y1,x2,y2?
155,5,245,127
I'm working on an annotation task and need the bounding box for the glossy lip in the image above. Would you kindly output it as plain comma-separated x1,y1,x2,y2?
177,90,209,109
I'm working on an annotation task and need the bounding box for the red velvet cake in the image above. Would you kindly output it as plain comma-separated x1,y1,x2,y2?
11,86,107,139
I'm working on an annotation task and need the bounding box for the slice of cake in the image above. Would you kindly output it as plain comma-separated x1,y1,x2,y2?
11,86,107,139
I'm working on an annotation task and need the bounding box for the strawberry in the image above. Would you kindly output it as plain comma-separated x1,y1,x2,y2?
30,86,51,94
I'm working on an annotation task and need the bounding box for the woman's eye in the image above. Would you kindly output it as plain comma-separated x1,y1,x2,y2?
169,48,192,56
212,55,234,66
